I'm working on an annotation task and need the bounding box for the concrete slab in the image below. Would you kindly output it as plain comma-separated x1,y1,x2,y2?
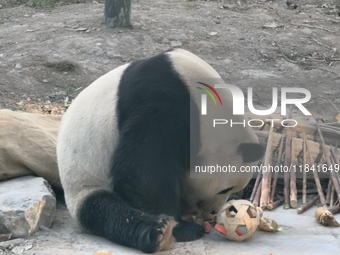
10,202,339,255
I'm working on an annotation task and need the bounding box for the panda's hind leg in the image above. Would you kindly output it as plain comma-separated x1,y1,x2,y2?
78,190,176,253
111,119,205,244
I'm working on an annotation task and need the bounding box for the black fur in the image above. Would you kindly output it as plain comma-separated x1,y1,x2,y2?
79,190,172,253
218,186,234,195
113,52,204,240
113,53,190,215
238,142,265,163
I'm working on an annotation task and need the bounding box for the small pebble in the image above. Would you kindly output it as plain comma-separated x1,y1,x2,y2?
76,27,87,31
170,41,182,48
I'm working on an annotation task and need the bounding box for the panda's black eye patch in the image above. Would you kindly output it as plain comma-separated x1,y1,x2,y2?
218,187,233,195
238,143,265,163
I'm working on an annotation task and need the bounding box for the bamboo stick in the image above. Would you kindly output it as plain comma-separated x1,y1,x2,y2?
254,131,340,162
328,204,340,215
284,128,291,210
325,179,332,205
290,137,298,208
297,195,319,214
250,166,262,203
302,133,307,205
330,146,340,190
269,136,284,205
330,185,335,207
249,117,340,147
260,125,274,209
316,124,340,204
267,198,284,210
304,134,327,207
253,180,262,208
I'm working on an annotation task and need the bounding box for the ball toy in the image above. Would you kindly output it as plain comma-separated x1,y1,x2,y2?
216,199,261,241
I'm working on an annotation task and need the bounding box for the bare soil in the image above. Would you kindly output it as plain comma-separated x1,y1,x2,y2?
0,0,340,254
0,0,340,120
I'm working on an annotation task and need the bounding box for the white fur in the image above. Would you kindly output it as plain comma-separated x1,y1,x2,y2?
57,64,129,219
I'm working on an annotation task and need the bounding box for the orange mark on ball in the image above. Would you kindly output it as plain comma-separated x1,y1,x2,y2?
202,221,212,234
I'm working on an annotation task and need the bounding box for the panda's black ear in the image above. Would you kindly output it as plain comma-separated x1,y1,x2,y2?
238,143,265,163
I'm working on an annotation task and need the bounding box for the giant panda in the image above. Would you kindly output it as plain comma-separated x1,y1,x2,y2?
57,49,264,253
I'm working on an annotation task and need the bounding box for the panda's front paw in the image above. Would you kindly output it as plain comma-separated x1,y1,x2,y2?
172,220,205,242
155,216,177,251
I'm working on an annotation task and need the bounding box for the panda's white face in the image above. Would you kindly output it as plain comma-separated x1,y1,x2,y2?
180,159,258,217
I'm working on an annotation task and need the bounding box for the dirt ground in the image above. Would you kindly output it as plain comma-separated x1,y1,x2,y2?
0,0,340,119
0,0,340,254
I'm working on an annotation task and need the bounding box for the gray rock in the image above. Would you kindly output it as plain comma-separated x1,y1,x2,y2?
170,41,182,48
15,63,22,69
105,51,123,60
88,46,103,56
0,238,26,250
0,176,56,238
301,28,313,35
208,31,218,36
262,22,284,29
76,27,87,32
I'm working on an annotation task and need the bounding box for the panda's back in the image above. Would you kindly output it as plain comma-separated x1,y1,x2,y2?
57,49,202,216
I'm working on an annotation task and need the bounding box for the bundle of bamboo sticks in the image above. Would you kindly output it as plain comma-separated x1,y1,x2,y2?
248,115,340,215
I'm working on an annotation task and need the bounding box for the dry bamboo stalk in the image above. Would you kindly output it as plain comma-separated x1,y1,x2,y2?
269,136,284,204
297,195,319,214
290,137,298,208
255,131,340,162
284,128,291,209
250,165,262,203
267,198,284,210
330,147,340,206
249,117,340,147
330,146,340,189
325,179,332,206
302,133,307,204
330,185,335,207
253,179,262,208
304,135,327,207
328,204,340,215
260,125,274,209
316,124,340,204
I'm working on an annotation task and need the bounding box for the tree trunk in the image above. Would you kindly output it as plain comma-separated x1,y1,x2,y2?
104,0,132,28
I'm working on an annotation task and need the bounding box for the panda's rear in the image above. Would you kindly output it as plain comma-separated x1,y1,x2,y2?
57,49,264,253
